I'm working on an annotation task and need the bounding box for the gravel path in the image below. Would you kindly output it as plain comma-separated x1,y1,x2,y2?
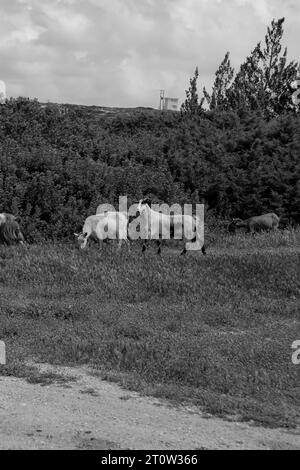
0,363,299,450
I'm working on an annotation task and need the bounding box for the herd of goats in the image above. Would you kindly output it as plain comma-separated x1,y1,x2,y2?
0,199,281,255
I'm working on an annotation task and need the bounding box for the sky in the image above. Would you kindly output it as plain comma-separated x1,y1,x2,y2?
0,0,299,108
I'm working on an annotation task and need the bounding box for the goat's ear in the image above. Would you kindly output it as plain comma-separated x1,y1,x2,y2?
143,198,151,206
74,232,80,237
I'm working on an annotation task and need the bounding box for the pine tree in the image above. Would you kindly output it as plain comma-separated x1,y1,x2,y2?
228,18,299,116
203,52,234,110
228,43,264,112
181,67,204,117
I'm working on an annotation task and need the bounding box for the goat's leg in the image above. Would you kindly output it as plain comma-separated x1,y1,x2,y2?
180,245,187,256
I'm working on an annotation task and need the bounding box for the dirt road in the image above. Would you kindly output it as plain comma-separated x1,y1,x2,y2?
0,363,299,450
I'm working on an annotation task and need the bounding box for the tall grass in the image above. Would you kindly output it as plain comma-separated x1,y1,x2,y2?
0,230,300,427
207,226,300,250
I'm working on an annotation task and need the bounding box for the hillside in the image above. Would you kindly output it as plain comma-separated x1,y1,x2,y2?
0,97,299,240
40,102,157,119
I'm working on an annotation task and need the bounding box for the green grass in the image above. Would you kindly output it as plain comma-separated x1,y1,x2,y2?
0,231,300,428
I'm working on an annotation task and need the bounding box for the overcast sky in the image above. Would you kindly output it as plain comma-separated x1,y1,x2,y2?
0,0,299,108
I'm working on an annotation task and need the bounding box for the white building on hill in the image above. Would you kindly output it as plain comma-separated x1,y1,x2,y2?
0,81,6,104
162,97,179,111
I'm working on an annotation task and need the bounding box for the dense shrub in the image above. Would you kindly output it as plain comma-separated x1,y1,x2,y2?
0,98,299,240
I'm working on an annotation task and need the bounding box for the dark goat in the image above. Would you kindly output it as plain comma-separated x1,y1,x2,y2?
0,213,25,245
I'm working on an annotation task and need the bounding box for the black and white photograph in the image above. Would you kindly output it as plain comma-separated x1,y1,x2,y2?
0,0,299,453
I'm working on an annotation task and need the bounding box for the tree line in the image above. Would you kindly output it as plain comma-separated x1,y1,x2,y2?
0,18,299,241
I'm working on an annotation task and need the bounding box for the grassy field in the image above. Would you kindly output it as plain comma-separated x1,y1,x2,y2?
0,229,300,428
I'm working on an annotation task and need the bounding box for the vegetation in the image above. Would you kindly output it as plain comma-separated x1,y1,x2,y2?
203,18,299,116
0,233,300,428
0,18,299,241
0,18,299,429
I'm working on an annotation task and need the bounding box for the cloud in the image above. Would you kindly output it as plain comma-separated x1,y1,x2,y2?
233,0,300,24
233,0,271,23
0,0,299,107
